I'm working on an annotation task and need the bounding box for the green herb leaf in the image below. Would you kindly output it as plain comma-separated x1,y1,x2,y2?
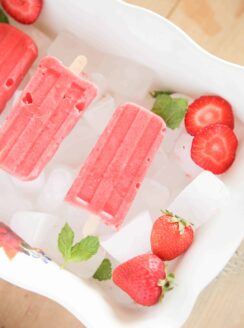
151,90,173,98
152,94,188,129
70,236,100,262
0,8,9,23
161,209,174,216
58,223,74,262
93,258,112,281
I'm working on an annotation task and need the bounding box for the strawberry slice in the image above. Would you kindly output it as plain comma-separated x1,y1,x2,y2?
191,124,238,174
185,95,234,136
2,0,43,24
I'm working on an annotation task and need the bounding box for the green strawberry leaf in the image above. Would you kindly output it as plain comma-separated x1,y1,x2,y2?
70,236,99,262
152,94,188,129
162,209,194,234
158,271,176,302
58,223,74,262
0,8,9,23
161,209,174,216
93,258,112,281
151,90,173,98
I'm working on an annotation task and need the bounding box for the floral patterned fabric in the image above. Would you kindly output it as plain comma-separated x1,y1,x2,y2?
0,222,50,263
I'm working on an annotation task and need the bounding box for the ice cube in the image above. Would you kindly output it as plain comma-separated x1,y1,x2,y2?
173,133,202,178
163,125,184,154
139,179,170,218
82,214,101,236
10,210,70,263
168,171,230,228
98,55,154,101
49,120,98,168
147,147,169,179
15,199,33,214
61,202,89,222
153,158,190,201
0,171,32,221
67,247,106,279
89,72,108,99
58,204,89,242
37,167,74,211
11,172,45,193
84,94,116,133
101,211,152,263
47,31,103,72
10,211,58,246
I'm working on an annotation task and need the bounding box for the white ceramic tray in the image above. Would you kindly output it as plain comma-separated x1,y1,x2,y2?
0,1,244,327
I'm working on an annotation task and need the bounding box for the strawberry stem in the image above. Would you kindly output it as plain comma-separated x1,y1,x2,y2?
157,271,176,302
161,209,194,234
161,209,174,216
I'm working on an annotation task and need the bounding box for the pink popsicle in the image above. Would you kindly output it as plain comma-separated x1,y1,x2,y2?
66,103,166,228
0,56,97,180
0,23,37,112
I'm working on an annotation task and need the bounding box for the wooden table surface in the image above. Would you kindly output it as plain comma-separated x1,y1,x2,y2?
1,1,244,327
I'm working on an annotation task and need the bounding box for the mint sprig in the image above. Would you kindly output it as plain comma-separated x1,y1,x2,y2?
70,236,100,262
58,223,99,266
93,258,112,281
152,93,188,129
58,223,74,262
0,8,9,23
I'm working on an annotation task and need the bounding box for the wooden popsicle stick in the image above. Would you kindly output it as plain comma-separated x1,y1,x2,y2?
69,55,87,75
82,214,100,236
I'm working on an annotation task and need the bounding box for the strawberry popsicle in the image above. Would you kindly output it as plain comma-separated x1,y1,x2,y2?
0,56,97,180
66,103,166,228
0,23,37,112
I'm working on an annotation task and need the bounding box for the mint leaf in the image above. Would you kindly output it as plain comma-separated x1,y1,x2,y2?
152,94,188,129
70,236,99,262
0,9,9,23
58,223,74,262
93,258,112,281
151,90,173,98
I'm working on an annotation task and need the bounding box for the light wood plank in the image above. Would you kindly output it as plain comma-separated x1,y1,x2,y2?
169,0,244,65
0,279,83,328
184,240,244,328
126,0,179,17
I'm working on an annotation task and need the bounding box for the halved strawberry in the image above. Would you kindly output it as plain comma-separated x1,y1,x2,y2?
2,0,43,24
185,95,234,136
191,124,238,174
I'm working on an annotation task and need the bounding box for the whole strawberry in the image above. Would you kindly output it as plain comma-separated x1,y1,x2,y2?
112,254,174,306
151,210,194,261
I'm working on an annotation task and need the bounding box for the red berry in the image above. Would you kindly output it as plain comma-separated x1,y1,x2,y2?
112,254,174,306
185,95,234,136
151,211,194,261
191,124,238,174
0,222,23,259
2,0,43,24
